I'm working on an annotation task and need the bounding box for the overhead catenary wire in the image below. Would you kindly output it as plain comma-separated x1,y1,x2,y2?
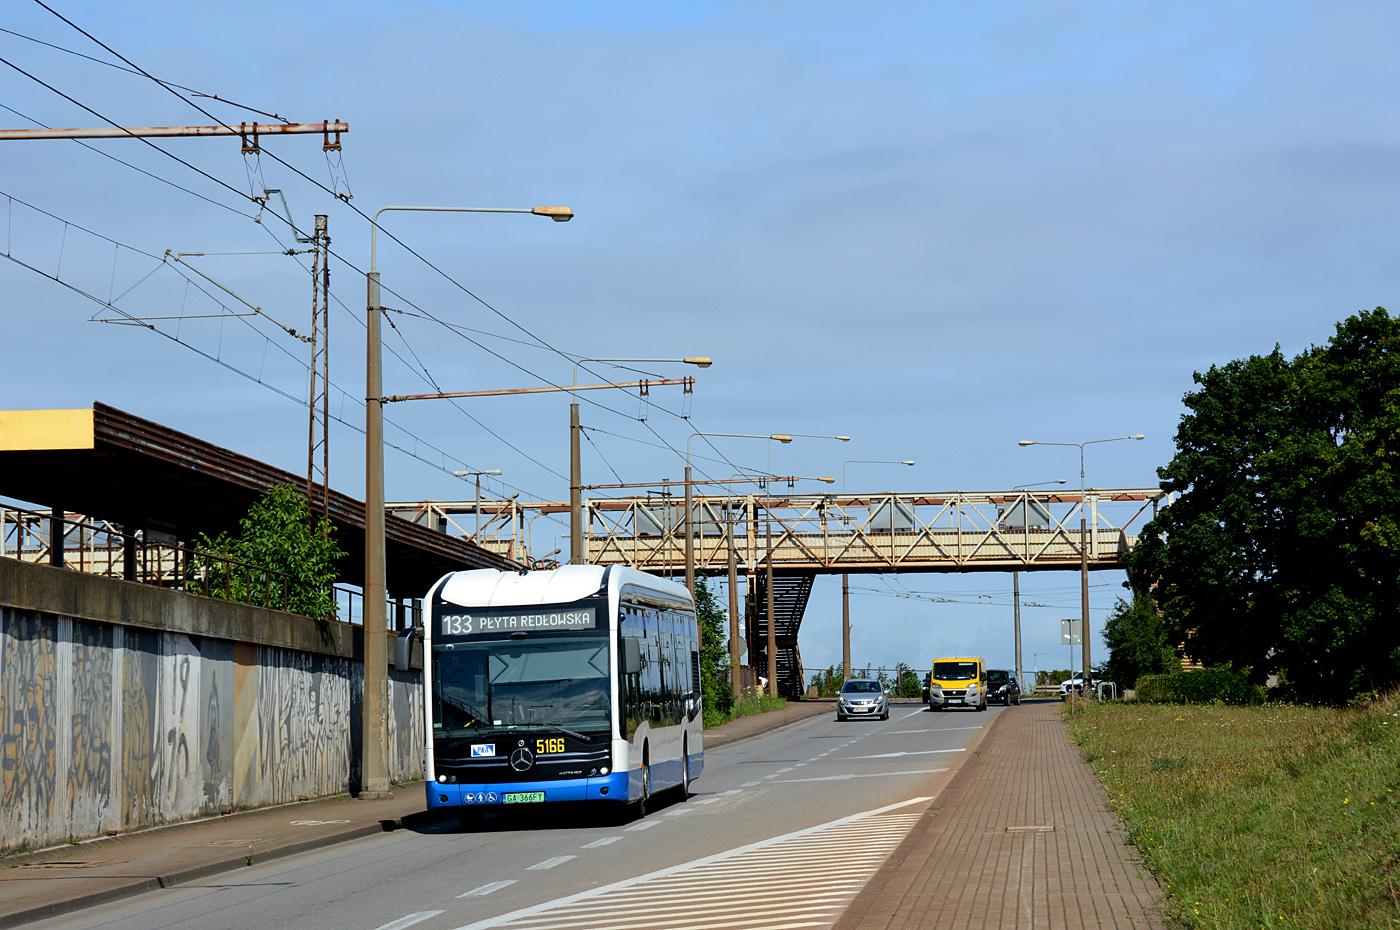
18,7,755,490
29,2,740,451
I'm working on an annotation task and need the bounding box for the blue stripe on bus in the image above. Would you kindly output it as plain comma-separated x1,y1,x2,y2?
426,770,630,807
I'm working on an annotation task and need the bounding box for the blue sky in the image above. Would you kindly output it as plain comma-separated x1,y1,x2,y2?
3,1,1397,680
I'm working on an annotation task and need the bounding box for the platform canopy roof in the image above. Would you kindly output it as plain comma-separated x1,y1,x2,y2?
0,403,518,596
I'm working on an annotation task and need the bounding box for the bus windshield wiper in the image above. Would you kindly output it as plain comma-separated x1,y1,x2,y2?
531,721,592,743
524,705,592,743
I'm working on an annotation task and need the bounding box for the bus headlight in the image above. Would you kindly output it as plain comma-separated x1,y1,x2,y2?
437,773,458,784
600,766,609,775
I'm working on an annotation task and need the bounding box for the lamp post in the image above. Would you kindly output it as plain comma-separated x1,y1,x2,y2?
840,459,915,681
364,203,571,797
570,357,711,566
1018,435,1143,707
1010,478,1065,699
452,469,502,540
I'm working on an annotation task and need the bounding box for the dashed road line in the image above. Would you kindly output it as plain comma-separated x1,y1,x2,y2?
445,798,929,930
625,821,660,832
526,856,576,870
459,881,517,898
582,837,622,848
372,912,443,930
775,767,948,783
852,748,966,759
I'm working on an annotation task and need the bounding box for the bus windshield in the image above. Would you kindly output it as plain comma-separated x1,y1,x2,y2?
432,633,611,739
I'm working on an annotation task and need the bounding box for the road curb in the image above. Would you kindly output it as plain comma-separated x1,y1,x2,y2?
703,700,836,750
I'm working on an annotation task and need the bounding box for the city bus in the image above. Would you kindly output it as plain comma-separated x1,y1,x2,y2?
402,564,703,825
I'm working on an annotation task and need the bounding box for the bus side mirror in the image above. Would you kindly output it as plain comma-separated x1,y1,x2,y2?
621,637,642,676
395,625,423,673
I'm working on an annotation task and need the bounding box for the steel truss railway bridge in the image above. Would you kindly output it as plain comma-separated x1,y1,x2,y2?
391,487,1169,699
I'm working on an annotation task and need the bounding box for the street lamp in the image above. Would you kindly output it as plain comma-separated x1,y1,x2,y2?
1018,435,1144,707
771,433,850,473
1008,478,1066,698
363,203,571,798
839,459,916,681
570,357,711,565
452,469,502,540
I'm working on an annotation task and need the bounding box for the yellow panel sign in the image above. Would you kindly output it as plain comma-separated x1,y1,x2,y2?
0,408,95,451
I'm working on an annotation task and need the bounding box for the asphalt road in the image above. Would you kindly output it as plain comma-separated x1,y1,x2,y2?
36,702,1003,930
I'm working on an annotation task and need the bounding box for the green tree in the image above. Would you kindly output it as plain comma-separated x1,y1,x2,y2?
1125,308,1400,702
193,484,344,619
693,573,733,717
1099,595,1177,689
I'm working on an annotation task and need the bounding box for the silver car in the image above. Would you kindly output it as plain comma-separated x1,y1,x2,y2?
836,679,889,721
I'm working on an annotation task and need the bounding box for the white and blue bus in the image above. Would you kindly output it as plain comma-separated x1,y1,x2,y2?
406,564,703,823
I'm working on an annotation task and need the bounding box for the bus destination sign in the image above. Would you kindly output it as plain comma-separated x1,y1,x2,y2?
439,607,596,637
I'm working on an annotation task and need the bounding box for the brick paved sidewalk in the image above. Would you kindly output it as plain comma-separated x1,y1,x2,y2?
836,700,1165,930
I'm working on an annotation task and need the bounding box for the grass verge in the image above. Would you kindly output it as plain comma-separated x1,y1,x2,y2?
1064,693,1400,929
703,695,788,728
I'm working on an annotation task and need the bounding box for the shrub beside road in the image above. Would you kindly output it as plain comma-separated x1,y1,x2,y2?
1066,694,1400,929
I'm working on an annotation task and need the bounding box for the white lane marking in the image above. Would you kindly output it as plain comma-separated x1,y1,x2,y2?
761,774,779,779
777,767,794,773
663,807,692,816
446,797,931,930
852,748,967,759
527,855,576,870
625,821,660,832
794,762,808,766
582,836,623,848
459,881,517,898
697,797,724,805
776,767,948,784
740,781,760,787
373,912,444,930
885,726,983,734
722,789,743,795
898,708,926,720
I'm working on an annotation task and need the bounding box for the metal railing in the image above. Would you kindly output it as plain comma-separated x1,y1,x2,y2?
2,505,294,612
582,488,1169,573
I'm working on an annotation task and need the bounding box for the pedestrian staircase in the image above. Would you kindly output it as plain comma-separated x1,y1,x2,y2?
746,571,815,698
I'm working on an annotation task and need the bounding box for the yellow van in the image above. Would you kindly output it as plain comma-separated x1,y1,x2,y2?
923,657,987,712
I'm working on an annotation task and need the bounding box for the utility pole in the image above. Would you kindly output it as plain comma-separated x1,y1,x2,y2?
842,573,851,682
1013,570,1022,694
765,506,777,698
307,214,330,524
727,501,742,704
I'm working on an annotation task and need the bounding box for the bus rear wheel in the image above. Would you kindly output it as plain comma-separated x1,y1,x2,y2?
635,748,652,819
678,737,690,800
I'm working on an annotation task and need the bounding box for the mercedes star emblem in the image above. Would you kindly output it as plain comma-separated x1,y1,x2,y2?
510,747,535,772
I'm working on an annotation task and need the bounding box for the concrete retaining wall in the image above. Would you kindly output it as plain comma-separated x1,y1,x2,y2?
0,558,423,853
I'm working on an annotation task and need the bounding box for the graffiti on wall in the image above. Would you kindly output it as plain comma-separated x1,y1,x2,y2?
67,619,112,836
0,600,422,853
121,627,158,829
252,648,352,805
0,609,58,848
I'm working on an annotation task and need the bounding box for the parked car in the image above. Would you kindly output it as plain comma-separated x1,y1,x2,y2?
987,669,1021,705
836,678,889,721
1059,672,1091,699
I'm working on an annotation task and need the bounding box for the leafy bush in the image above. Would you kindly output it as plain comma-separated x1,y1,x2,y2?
192,484,343,619
1134,667,1264,704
